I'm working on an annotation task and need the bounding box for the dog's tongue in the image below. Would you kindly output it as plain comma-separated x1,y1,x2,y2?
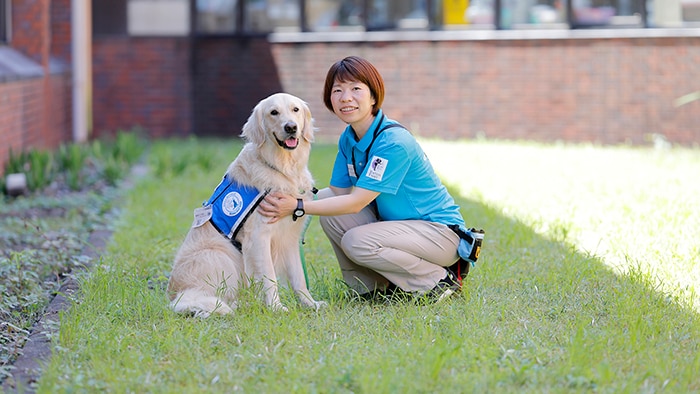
285,137,298,148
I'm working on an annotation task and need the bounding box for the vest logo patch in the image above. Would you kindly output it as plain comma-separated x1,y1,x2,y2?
222,191,244,217
366,155,388,181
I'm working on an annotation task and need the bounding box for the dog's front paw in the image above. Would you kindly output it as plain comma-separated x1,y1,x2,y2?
311,300,328,310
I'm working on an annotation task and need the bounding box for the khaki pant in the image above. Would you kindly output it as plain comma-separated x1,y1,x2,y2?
317,188,460,294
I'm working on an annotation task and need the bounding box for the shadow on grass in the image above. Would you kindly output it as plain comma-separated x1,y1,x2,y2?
451,189,700,389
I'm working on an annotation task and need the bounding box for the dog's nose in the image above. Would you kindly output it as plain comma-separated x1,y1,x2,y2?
284,122,297,134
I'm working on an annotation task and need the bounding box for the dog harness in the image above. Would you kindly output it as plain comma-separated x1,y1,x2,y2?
192,174,269,252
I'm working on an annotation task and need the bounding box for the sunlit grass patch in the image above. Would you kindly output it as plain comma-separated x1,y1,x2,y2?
421,139,700,311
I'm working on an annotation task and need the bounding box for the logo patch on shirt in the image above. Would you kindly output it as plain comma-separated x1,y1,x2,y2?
222,191,244,216
348,163,357,178
366,155,388,181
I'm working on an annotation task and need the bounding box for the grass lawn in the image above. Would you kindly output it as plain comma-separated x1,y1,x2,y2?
35,138,700,393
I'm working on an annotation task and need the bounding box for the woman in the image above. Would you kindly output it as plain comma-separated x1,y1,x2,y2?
259,56,470,302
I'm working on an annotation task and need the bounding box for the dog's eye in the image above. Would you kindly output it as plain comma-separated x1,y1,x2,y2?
271,110,279,116
293,107,299,112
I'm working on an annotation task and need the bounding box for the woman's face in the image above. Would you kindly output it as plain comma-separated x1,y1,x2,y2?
330,79,376,131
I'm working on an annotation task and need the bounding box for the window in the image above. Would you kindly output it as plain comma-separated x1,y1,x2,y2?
93,0,700,36
307,0,365,31
128,0,190,35
93,0,189,37
0,0,9,43
93,0,127,36
652,0,700,26
307,0,440,31
367,0,433,30
195,0,302,34
246,0,301,32
196,0,237,33
571,0,644,28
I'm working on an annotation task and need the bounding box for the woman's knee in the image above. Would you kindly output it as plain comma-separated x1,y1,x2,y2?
340,228,373,265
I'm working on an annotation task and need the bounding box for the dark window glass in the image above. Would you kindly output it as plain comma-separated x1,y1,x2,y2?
0,0,8,43
244,0,301,33
93,0,128,36
197,0,237,33
572,0,644,28
367,0,431,30
307,0,435,32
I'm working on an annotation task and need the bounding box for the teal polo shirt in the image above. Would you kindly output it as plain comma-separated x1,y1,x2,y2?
330,110,466,227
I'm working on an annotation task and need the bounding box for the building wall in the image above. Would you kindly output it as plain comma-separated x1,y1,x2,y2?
0,79,43,159
91,37,282,140
270,38,700,145
0,0,72,175
51,0,73,63
91,35,698,145
4,10,699,178
191,38,282,138
91,37,192,139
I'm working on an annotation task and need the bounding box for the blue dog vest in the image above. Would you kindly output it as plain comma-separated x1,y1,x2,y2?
193,174,269,250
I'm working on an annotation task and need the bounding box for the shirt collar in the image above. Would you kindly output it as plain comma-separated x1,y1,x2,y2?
351,109,384,153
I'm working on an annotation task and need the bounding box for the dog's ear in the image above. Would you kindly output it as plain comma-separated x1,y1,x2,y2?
241,99,266,146
300,100,315,143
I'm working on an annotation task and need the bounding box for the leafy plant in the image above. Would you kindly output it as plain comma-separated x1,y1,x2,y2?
25,149,55,192
3,148,28,175
111,129,146,166
90,139,105,161
102,155,127,186
2,130,150,197
57,143,89,191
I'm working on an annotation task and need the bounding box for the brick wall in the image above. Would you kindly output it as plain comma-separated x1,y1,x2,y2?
0,0,72,175
191,38,282,137
90,34,698,145
91,37,192,139
8,22,697,178
51,0,73,63
270,37,700,145
0,74,72,173
0,79,43,158
91,37,283,139
10,0,49,65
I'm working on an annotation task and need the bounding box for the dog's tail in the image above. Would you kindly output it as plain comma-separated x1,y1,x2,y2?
170,289,235,318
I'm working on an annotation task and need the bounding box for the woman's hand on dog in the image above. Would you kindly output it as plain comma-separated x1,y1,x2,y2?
259,192,296,223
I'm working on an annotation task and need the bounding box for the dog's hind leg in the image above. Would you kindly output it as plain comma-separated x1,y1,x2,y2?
170,289,235,318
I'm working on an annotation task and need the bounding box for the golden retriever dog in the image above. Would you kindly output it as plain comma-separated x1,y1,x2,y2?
167,93,326,317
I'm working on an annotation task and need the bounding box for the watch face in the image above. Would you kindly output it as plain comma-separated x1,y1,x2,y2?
295,209,304,216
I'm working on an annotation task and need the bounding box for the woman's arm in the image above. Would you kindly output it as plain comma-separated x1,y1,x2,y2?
258,186,379,223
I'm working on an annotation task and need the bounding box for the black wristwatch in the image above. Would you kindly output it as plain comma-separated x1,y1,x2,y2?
292,198,305,221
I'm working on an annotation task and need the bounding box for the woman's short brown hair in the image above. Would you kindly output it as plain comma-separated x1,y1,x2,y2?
323,56,385,116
